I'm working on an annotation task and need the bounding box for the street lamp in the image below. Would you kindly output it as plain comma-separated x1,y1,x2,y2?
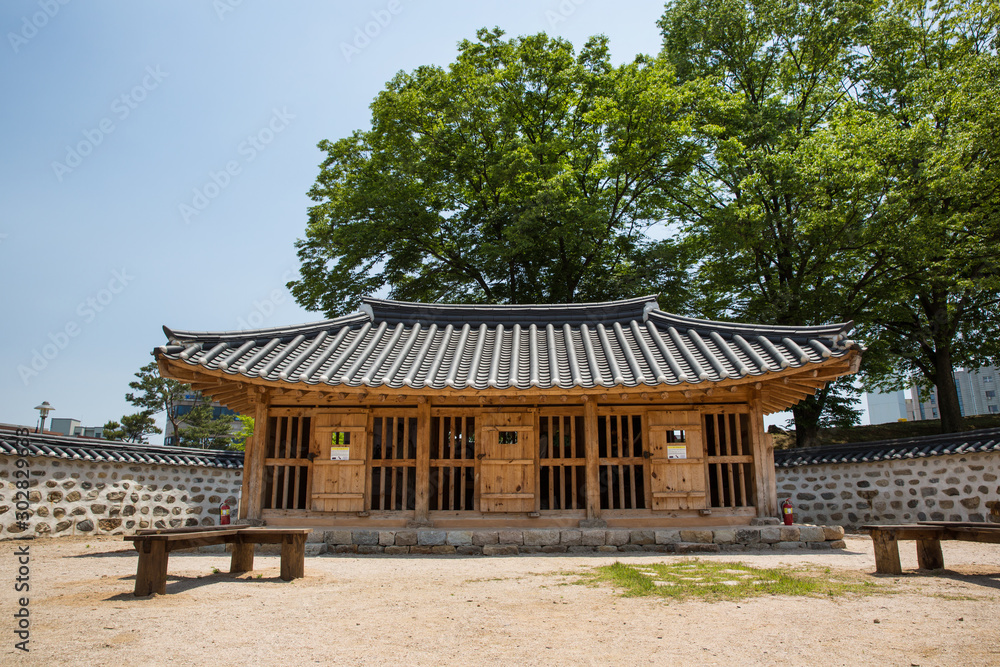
34,401,54,433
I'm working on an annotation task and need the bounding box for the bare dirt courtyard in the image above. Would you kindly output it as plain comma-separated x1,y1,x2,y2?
1,535,998,666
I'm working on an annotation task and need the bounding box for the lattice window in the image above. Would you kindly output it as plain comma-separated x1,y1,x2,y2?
597,413,646,510
538,414,585,511
370,415,417,511
429,414,475,511
704,412,754,508
263,414,311,510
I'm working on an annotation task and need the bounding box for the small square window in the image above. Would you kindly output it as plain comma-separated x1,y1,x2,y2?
498,431,518,444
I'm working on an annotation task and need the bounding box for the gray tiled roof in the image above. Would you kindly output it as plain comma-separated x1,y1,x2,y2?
774,428,1000,468
157,296,858,391
0,430,244,469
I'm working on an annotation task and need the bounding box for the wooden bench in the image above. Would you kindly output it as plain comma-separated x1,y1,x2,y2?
862,522,1000,575
125,526,311,595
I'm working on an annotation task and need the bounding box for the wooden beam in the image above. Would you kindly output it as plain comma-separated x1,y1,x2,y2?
583,399,600,521
415,400,431,522
244,390,270,521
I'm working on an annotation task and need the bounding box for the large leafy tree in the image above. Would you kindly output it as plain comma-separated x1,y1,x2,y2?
103,412,162,444
855,0,1000,432
291,28,706,316
658,0,890,446
126,361,190,439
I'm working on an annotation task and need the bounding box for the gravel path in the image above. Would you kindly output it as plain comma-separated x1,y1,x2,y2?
1,535,998,666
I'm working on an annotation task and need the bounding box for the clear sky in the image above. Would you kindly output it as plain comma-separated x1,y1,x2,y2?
0,0,690,434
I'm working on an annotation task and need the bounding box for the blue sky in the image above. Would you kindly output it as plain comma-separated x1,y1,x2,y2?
0,0,847,434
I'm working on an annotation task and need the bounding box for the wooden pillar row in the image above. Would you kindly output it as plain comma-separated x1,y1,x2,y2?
243,389,270,521
414,401,431,522
583,399,601,520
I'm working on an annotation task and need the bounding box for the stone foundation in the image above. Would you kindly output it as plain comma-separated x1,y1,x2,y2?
776,451,1000,529
0,454,243,537
304,525,846,555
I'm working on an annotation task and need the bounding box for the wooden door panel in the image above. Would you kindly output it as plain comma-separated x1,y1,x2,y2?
647,410,707,511
479,414,535,512
311,417,368,512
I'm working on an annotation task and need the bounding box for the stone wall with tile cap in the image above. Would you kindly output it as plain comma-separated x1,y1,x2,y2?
775,451,1000,529
314,526,847,555
0,454,243,538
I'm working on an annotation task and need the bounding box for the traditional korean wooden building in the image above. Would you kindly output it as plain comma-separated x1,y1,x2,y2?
154,296,861,530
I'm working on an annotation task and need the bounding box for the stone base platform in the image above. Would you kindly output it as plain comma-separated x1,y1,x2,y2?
225,524,846,556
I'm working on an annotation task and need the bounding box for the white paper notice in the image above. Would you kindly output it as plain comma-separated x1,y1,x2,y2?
330,446,350,461
666,445,687,460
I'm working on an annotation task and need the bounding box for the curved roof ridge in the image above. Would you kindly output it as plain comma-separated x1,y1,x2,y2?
360,295,660,326
164,312,370,343
647,310,853,340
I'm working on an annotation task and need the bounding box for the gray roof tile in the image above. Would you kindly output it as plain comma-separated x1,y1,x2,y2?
773,428,1000,468
158,296,858,391
0,430,243,469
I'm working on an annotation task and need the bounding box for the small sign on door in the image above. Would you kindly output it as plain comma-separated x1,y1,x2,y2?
666,445,687,460
330,446,350,461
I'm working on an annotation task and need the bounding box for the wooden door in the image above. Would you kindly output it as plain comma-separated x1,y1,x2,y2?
646,410,707,510
310,413,368,512
478,412,536,513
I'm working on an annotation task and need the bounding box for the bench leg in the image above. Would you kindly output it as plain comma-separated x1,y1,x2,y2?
135,540,168,596
916,538,944,570
230,542,255,574
871,531,902,575
280,535,306,581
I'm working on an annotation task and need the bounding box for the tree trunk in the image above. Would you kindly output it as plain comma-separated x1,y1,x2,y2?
931,347,964,433
791,394,826,448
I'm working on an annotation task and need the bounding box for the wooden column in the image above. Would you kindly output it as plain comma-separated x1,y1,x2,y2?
414,400,431,522
748,390,777,518
583,398,601,520
244,389,270,521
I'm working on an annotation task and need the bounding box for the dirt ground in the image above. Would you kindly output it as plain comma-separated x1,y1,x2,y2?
0,535,998,666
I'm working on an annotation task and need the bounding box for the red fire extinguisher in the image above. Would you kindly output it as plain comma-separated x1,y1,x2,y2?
220,501,231,526
781,498,794,526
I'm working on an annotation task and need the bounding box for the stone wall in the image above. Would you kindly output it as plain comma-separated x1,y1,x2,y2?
775,451,1000,528
0,454,243,538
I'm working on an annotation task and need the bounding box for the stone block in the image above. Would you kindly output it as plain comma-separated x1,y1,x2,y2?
456,546,483,556
720,544,748,552
823,525,845,540
596,545,618,552
520,546,543,554
828,540,847,549
418,530,446,546
498,530,524,545
560,530,582,546
578,519,607,529
385,546,410,555
394,530,418,546
779,526,800,541
333,545,357,554
483,545,519,556
352,530,379,546
712,529,736,544
676,542,720,554
750,517,780,526
735,528,761,543
523,529,560,546
472,531,499,546
409,546,437,555
775,541,805,550
760,527,781,543
541,545,568,553
798,525,825,542
324,530,353,545
605,530,630,546
430,545,456,554
447,531,474,546
679,530,713,544
568,546,597,553
305,543,327,556
581,529,606,546
655,529,681,545
642,544,674,553
378,531,396,546
629,529,655,545
618,545,643,552
76,519,94,532
807,542,832,550
357,545,384,555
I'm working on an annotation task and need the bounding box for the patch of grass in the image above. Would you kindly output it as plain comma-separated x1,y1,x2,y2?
574,559,887,602
211,567,220,574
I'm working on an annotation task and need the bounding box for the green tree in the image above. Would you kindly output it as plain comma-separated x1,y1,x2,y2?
177,401,236,449
854,0,1000,432
125,361,190,440
230,415,254,451
658,0,885,446
103,412,162,444
291,28,706,316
